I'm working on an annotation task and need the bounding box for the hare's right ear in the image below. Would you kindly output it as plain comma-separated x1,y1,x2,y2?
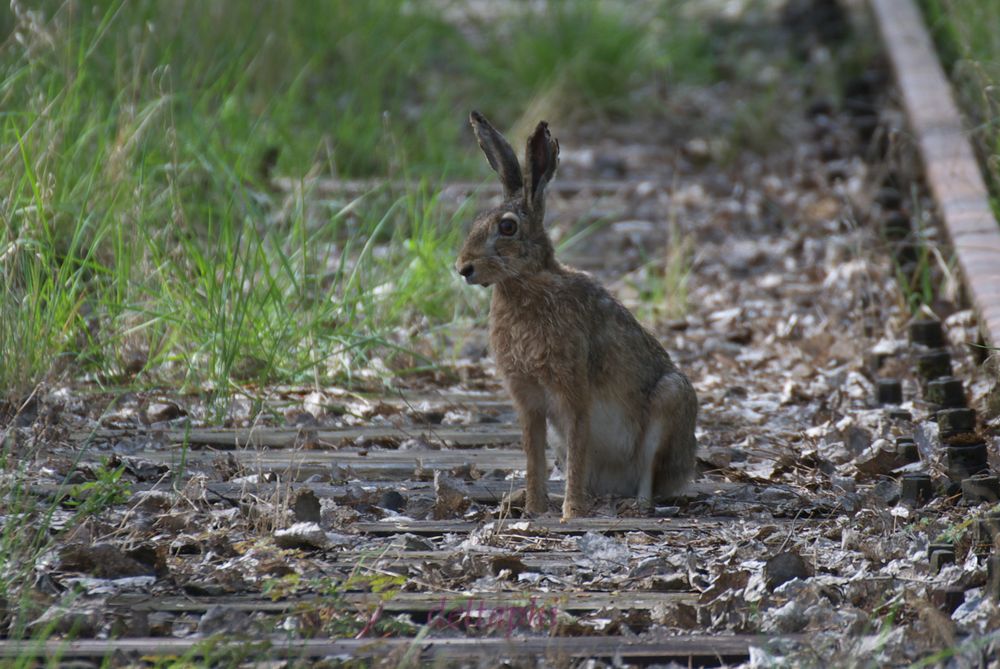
524,120,559,213
470,111,523,198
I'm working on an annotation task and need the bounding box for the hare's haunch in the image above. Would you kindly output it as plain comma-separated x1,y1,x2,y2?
456,111,697,520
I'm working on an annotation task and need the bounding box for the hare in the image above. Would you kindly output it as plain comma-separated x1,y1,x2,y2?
456,111,698,519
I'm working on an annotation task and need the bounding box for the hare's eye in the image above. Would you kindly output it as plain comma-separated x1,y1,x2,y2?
498,217,518,236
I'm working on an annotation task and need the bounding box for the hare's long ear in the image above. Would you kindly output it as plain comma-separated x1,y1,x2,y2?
524,120,559,214
470,111,523,198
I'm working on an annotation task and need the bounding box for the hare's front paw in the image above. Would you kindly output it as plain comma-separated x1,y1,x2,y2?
525,489,549,516
561,495,586,521
501,488,550,517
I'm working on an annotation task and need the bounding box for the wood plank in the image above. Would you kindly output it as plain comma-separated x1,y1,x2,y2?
215,478,731,504
33,478,733,505
871,0,1000,346
130,447,528,481
242,389,512,412
323,549,587,567
0,634,802,661
110,590,695,614
76,424,521,449
351,516,788,535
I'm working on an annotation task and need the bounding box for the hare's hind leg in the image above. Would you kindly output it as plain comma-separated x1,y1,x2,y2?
637,417,665,509
508,375,550,515
640,373,698,507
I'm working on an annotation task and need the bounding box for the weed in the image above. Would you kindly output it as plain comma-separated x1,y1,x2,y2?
622,222,695,324
64,457,132,516
0,0,871,403
0,1,721,402
262,570,409,638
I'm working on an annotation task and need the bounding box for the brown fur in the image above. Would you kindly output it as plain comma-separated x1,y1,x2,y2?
456,111,697,519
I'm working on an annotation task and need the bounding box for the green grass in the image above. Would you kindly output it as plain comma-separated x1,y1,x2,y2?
921,0,1000,213
0,0,720,404
474,0,715,125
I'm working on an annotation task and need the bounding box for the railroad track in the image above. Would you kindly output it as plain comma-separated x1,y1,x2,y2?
7,1,1000,666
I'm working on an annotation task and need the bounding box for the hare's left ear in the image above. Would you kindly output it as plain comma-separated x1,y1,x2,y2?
524,121,559,213
469,111,523,198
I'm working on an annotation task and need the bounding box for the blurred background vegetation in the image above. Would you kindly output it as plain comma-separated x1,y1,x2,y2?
1,0,945,405
0,0,723,402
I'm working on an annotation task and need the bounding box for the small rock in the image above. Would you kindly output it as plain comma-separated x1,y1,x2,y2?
31,603,102,637
759,487,796,504
490,555,529,578
182,580,228,597
325,532,354,548
126,544,169,578
390,533,436,551
683,138,712,164
831,476,857,494
765,551,812,591
303,391,339,419
855,439,906,477
404,495,435,520
577,532,629,567
500,488,527,516
432,472,470,519
323,500,361,529
417,410,446,425
274,522,329,550
59,543,155,579
144,401,185,424
867,480,901,507
611,219,655,237
292,489,322,524
286,410,319,427
122,348,148,375
630,556,672,579
124,609,150,637
449,463,480,481
378,490,407,512
649,573,689,591
124,458,169,482
836,493,863,514
399,437,435,451
726,326,753,345
225,397,253,425
132,490,176,513
197,605,251,636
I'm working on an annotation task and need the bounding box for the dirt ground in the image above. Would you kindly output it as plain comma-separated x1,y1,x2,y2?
4,4,1000,668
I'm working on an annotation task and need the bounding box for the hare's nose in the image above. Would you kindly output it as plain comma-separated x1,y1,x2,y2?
459,264,475,279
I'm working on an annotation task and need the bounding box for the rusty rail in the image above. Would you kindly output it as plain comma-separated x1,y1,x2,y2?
871,0,1000,348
